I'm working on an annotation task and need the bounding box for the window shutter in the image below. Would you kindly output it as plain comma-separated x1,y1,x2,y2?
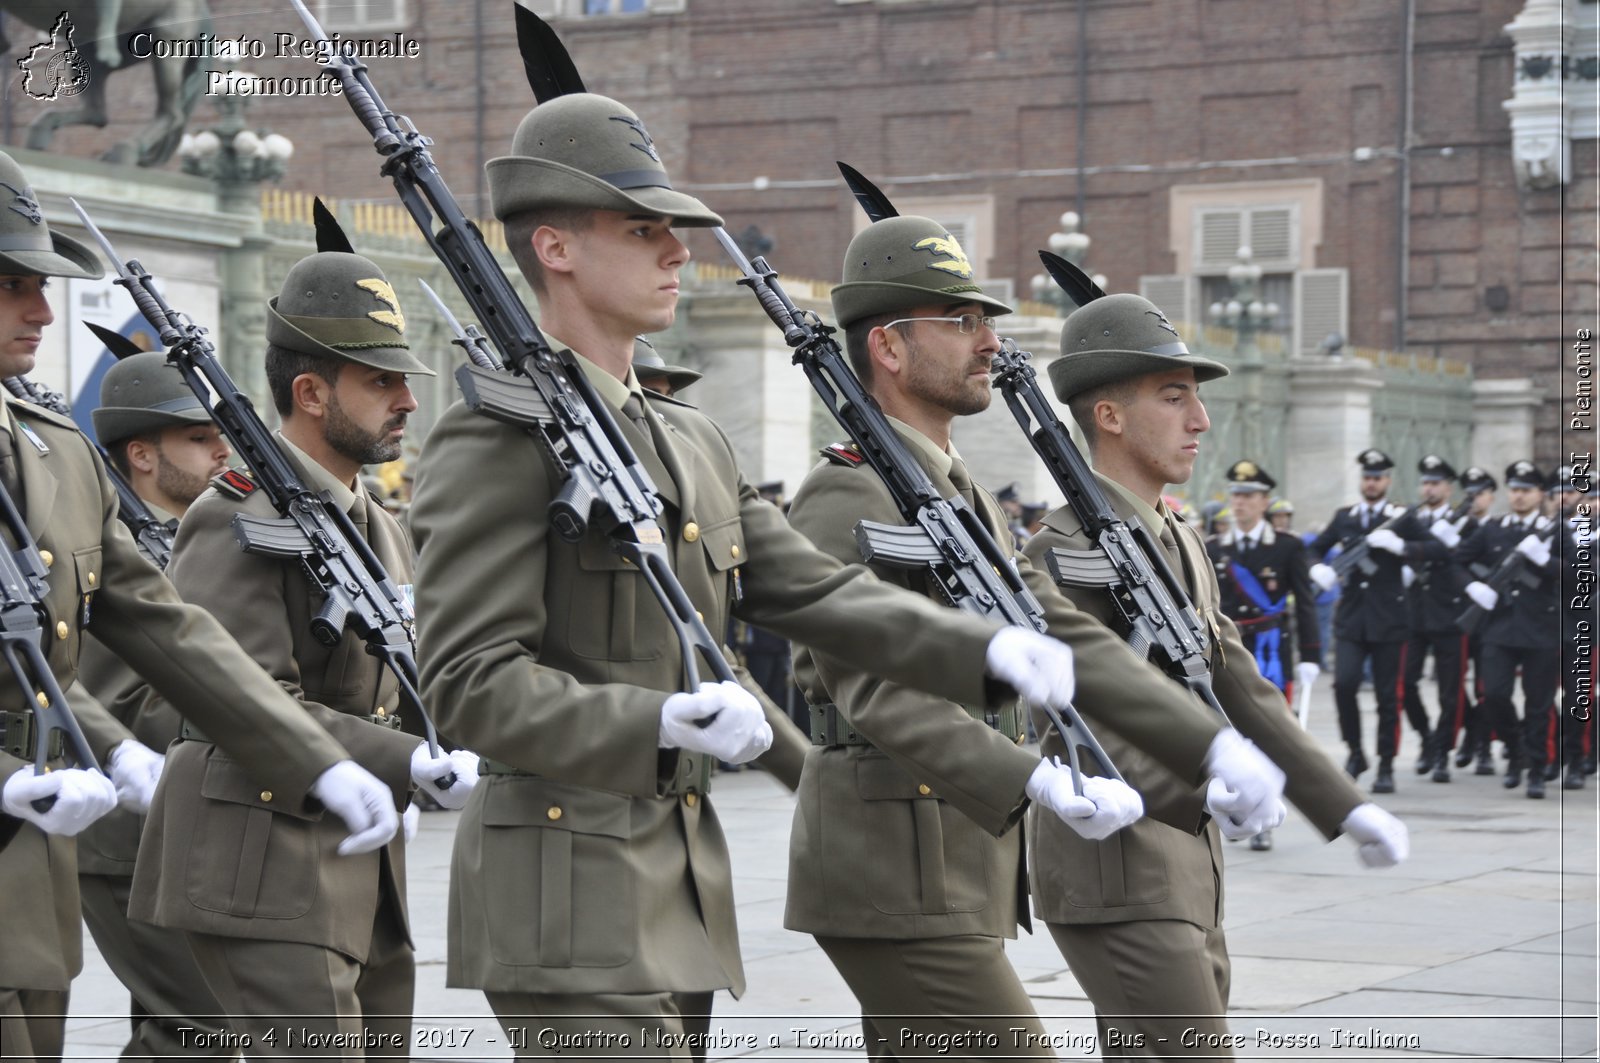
1292,268,1348,355
1249,207,1294,265
1197,210,1244,269
1140,275,1194,325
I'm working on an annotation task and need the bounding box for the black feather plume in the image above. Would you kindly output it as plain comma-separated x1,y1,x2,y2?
836,162,899,223
313,198,355,255
516,4,587,103
1038,250,1107,307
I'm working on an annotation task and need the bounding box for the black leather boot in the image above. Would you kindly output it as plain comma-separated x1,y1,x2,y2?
1565,760,1586,790
1372,758,1395,794
1414,730,1435,775
1503,757,1524,789
1345,748,1369,779
1527,768,1546,799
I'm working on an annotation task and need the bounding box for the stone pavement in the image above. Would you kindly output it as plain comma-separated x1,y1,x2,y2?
64,682,1598,1060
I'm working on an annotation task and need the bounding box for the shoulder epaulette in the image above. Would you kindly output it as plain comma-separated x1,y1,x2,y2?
210,468,257,500
641,389,696,411
1171,509,1189,524
10,402,75,432
820,441,865,467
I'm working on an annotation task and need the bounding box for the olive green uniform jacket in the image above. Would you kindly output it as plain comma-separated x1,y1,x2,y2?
0,399,348,993
410,356,1016,999
76,507,179,879
1022,476,1366,928
784,426,1226,940
130,436,421,962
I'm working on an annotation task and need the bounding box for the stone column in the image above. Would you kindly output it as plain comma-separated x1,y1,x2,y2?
1472,377,1544,469
1284,356,1385,526
677,285,819,496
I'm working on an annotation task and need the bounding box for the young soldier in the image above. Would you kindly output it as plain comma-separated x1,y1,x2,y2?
1306,449,1430,792
784,218,1283,1053
0,150,397,1063
1396,455,1470,782
1206,459,1321,849
407,94,1211,1052
76,352,236,1059
1456,461,1560,798
1451,465,1499,773
1024,293,1408,1056
130,252,480,1053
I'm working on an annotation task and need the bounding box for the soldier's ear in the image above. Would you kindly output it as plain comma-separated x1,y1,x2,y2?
124,437,157,475
531,224,576,279
1092,397,1125,440
867,324,904,379
289,370,333,419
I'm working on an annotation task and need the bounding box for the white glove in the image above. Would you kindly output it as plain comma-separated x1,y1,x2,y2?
1366,528,1405,555
410,743,480,811
402,802,420,844
1203,729,1287,837
1309,562,1338,592
1294,661,1320,691
1026,757,1143,840
310,760,400,856
1465,580,1499,612
1515,533,1551,567
1401,564,1416,589
1341,802,1409,868
985,627,1075,708
1430,518,1462,548
2,766,118,837
107,739,164,813
659,681,773,765
1205,776,1286,840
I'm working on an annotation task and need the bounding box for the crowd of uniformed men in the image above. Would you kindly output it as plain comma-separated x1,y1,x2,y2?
0,66,1585,1063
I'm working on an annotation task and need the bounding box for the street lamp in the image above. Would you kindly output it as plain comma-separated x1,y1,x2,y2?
1208,245,1279,458
174,48,293,407
1029,211,1107,316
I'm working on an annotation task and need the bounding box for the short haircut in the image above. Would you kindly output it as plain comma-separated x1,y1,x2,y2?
842,309,911,389
1067,377,1140,450
264,343,342,417
105,431,160,478
503,207,596,294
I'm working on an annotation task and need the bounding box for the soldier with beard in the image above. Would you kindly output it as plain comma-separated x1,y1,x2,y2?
130,252,481,1054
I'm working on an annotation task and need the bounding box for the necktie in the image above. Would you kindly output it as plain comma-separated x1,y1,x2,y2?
946,457,977,509
620,393,658,458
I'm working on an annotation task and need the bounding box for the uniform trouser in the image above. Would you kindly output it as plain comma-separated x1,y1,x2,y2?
812,934,1052,1062
1401,630,1468,751
1333,638,1405,759
78,872,233,1060
185,894,414,1060
0,988,68,1063
1563,639,1597,764
484,989,713,1060
1046,920,1232,1058
1482,642,1561,769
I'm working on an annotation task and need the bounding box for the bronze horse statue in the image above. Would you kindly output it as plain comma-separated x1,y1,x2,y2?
2,0,212,167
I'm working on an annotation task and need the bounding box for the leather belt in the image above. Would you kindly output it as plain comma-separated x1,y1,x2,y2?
1,710,64,761
809,701,1024,747
479,754,714,797
181,709,402,745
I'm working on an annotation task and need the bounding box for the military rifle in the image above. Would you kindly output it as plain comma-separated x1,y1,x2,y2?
704,229,1117,790
836,163,1233,725
0,413,103,825
9,367,176,571
69,201,450,771
1456,517,1556,635
286,0,738,697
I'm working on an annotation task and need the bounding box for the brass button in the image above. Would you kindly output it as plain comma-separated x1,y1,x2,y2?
546,806,562,821
730,543,740,559
695,610,704,622
38,550,51,567
55,621,67,640
683,522,700,543
35,691,48,707
259,790,272,802
87,572,96,587
685,792,698,807
917,784,931,796
375,706,387,717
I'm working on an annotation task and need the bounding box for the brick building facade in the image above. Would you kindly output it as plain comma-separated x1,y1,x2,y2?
7,0,1592,463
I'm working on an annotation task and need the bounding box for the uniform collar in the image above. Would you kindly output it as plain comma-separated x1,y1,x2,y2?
275,430,358,514
555,333,646,412
1096,471,1169,536
884,415,960,480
